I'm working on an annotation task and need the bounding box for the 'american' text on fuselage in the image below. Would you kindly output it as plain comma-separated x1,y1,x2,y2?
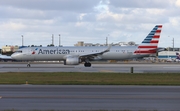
38,49,70,54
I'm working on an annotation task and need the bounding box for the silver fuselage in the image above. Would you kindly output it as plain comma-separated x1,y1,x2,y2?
11,46,150,61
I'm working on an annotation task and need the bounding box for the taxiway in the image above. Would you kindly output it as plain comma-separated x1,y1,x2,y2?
1,63,180,73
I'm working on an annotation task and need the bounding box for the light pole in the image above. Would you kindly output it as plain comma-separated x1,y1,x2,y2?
106,34,109,46
52,34,54,46
59,34,61,46
168,36,175,59
172,38,174,51
168,36,170,59
22,35,24,46
106,37,108,46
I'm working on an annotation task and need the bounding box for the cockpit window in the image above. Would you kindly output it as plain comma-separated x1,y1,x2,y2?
15,50,22,53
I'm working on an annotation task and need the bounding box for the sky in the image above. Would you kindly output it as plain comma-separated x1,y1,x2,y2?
0,0,180,48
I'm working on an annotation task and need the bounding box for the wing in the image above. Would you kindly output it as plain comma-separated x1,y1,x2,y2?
79,43,112,59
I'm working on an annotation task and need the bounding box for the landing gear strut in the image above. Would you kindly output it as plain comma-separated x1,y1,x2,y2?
84,62,91,67
27,62,31,67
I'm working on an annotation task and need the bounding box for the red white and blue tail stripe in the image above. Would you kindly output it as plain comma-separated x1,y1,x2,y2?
134,25,162,55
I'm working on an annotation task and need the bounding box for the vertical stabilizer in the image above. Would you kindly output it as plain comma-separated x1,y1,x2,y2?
134,25,162,55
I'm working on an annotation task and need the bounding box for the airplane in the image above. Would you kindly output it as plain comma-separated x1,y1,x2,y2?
11,25,163,67
176,52,180,60
0,54,12,62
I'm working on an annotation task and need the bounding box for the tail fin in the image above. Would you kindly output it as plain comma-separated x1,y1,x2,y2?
134,25,162,55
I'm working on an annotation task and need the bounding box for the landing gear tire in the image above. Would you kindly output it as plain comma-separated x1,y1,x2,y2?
84,62,91,67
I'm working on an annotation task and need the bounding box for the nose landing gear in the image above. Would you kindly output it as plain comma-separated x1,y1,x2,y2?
27,62,31,67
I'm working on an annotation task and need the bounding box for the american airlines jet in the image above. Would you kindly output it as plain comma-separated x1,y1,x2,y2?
11,25,163,67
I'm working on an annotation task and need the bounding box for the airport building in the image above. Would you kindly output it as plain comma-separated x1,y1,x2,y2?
1,45,19,56
158,51,176,58
158,47,180,61
74,41,138,46
2,45,19,52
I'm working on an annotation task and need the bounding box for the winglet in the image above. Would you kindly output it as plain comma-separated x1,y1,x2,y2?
104,43,113,53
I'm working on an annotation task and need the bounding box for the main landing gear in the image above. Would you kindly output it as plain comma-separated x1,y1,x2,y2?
27,62,31,67
84,62,91,67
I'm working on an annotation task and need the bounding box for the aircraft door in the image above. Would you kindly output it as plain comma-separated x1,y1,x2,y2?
27,48,32,55
24,48,34,60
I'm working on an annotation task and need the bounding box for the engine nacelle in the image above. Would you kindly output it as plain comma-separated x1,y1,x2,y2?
64,57,80,65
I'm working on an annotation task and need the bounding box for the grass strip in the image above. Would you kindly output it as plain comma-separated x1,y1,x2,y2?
0,72,180,85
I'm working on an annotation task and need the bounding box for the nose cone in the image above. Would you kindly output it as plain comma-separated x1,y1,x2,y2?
11,53,16,59
11,53,21,60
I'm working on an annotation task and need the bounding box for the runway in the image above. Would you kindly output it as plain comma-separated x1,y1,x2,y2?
0,85,180,111
1,63,180,110
1,63,180,73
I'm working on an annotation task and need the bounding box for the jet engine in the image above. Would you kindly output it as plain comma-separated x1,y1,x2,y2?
64,57,80,65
